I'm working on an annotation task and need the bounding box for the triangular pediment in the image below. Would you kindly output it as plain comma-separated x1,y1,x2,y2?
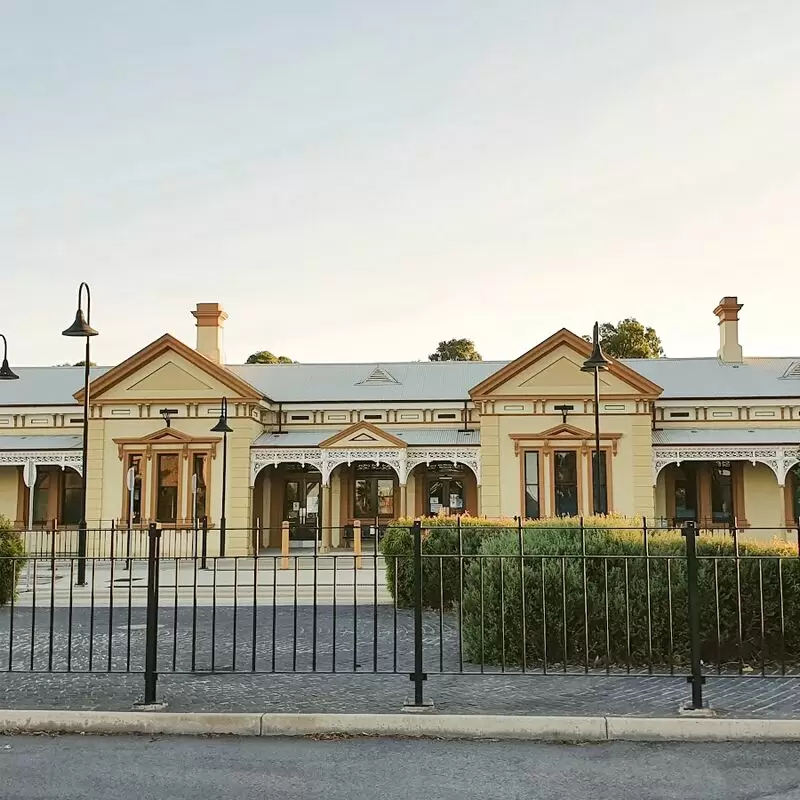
319,422,407,449
77,334,264,403
470,329,662,399
112,426,222,459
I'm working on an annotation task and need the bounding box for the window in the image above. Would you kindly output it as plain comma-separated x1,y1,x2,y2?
126,454,143,524
156,454,179,523
710,461,734,524
554,451,578,517
673,463,698,522
524,451,540,519
192,453,208,521
354,475,395,518
61,469,82,526
791,465,800,523
32,470,51,525
591,450,608,515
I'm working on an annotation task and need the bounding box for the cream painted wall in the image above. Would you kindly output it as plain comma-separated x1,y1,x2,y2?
743,462,785,533
486,411,654,519
654,471,667,520
0,466,19,524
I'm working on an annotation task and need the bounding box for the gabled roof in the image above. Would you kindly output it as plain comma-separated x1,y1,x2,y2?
318,421,407,448
75,334,265,403
469,328,663,399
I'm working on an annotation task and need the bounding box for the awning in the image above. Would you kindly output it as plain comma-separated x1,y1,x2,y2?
653,429,800,446
0,435,83,475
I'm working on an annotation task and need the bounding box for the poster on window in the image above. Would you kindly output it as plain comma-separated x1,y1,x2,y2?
450,494,463,509
306,495,319,514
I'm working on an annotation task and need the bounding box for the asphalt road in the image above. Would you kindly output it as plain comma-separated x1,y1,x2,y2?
4,735,800,800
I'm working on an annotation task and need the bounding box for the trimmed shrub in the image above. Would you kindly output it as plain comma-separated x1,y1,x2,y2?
379,514,639,610
461,524,800,669
0,515,25,607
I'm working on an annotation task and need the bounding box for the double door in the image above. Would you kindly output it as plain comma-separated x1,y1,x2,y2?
284,476,321,545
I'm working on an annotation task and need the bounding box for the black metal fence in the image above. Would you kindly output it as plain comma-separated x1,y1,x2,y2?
2,520,800,709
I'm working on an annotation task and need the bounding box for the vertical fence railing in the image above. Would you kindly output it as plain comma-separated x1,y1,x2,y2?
142,522,161,705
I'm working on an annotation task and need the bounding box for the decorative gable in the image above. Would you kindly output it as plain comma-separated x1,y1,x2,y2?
470,329,662,400
77,334,263,403
319,422,407,449
112,427,221,460
509,423,623,455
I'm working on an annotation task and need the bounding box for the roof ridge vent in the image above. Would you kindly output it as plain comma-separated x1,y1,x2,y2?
781,360,800,379
356,365,400,386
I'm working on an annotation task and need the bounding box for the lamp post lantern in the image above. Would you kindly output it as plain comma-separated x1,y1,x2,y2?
62,282,98,585
581,322,610,516
211,397,233,557
0,334,19,380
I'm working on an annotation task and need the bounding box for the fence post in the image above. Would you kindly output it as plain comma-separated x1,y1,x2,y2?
281,521,290,569
682,520,705,710
353,520,362,569
199,516,208,570
405,519,430,710
140,521,162,708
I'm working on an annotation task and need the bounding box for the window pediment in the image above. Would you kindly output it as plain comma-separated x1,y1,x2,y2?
509,424,622,456
113,427,221,460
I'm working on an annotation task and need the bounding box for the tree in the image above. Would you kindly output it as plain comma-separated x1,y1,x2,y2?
72,360,97,367
583,318,665,359
246,350,295,364
428,338,482,362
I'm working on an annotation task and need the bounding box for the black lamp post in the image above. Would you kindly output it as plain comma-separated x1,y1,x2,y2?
0,334,19,380
211,397,233,557
62,282,98,586
581,322,610,516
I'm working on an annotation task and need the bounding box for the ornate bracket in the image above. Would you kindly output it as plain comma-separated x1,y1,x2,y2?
653,445,800,486
0,450,83,476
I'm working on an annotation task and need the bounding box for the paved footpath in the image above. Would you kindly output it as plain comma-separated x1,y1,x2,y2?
6,735,800,800
4,557,800,719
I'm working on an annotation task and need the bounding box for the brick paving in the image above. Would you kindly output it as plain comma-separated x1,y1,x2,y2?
3,601,800,718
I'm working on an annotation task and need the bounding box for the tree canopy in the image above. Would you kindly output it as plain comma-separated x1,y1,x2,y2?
584,318,665,359
245,350,295,364
428,338,482,362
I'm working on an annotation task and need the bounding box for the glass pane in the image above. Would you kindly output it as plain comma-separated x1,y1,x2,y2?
284,481,300,521
156,454,179,523
127,454,143,524
554,451,578,517
449,479,464,511
524,451,540,519
674,465,697,521
711,461,733,523
61,468,82,526
591,451,608,515
192,453,207,521
377,480,394,517
305,482,320,522
793,466,800,522
32,470,51,525
428,480,444,514
354,479,374,517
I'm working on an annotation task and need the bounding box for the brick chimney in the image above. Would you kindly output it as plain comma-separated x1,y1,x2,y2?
191,302,227,363
713,296,743,364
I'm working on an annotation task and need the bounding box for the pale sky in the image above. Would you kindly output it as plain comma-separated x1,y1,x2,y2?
2,1,799,367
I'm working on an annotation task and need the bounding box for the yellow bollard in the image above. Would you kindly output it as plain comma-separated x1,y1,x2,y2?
353,519,362,569
281,520,290,569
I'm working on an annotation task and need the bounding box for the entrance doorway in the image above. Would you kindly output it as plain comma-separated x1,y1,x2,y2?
426,474,465,516
284,475,321,547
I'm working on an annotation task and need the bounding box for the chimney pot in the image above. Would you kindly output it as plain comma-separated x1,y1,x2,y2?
713,296,743,364
192,302,227,363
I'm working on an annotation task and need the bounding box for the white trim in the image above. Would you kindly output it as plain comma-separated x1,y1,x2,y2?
251,446,481,486
653,445,800,486
0,450,83,476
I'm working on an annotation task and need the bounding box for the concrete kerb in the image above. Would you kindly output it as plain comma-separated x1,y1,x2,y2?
4,711,800,741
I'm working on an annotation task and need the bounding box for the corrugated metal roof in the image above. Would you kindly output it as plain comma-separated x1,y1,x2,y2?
253,428,481,447
624,358,800,399
228,362,503,402
0,367,110,406
653,428,800,446
4,356,800,407
0,435,83,451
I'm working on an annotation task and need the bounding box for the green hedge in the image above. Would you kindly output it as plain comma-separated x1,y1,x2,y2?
379,515,636,609
380,516,800,668
0,515,25,607
463,526,800,668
